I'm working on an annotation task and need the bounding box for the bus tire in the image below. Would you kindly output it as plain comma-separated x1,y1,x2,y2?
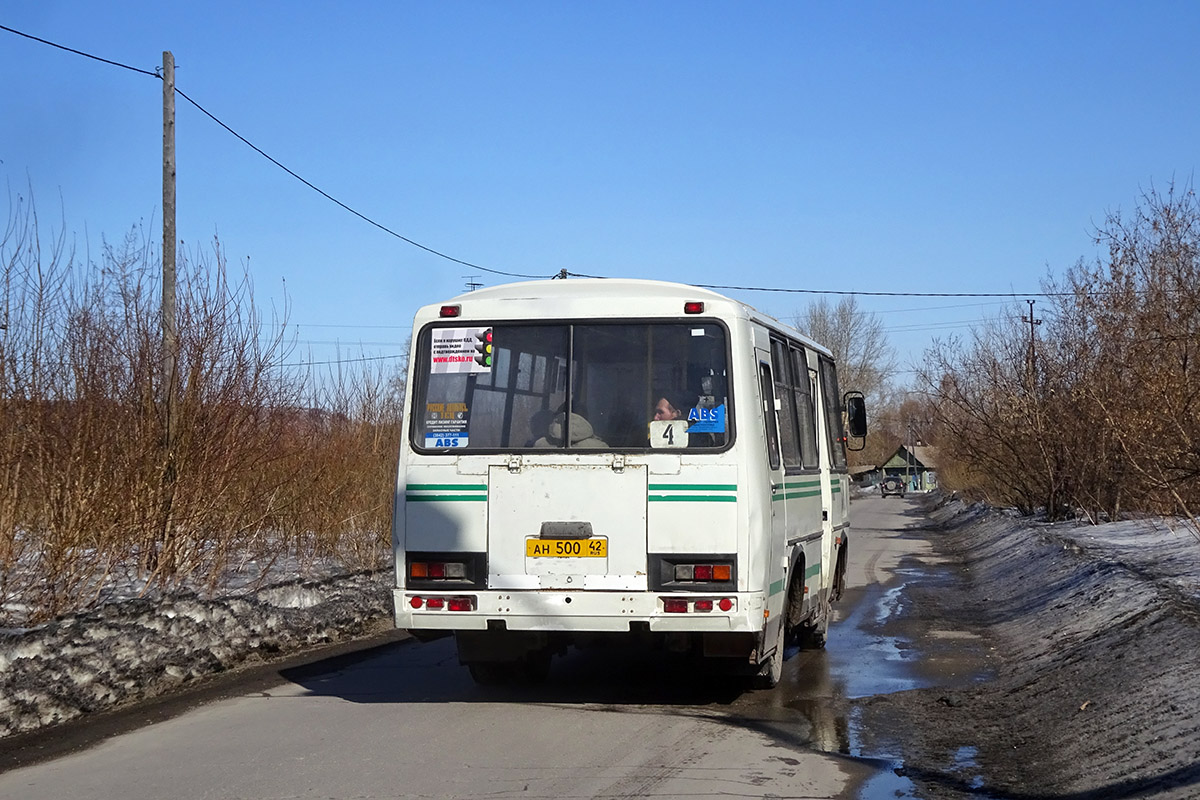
798,598,830,650
467,652,551,686
753,620,785,689
467,662,510,685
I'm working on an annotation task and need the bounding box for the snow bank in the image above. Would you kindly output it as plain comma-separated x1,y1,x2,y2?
918,497,1200,797
0,571,392,738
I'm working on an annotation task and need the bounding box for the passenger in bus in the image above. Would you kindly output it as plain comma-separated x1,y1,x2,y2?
532,411,608,448
653,391,690,421
652,390,719,448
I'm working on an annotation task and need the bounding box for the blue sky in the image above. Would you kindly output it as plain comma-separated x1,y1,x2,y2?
3,2,1198,381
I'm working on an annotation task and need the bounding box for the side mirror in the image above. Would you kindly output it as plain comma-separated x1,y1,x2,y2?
844,391,867,449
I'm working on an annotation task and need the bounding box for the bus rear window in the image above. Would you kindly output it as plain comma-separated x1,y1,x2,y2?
412,322,730,452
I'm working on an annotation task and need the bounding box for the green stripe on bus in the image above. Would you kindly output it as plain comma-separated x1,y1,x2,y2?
406,484,487,491
805,562,821,579
406,495,488,502
769,579,785,596
782,490,822,500
649,495,737,503
648,484,737,491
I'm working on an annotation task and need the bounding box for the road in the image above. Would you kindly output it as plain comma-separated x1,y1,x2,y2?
0,496,959,800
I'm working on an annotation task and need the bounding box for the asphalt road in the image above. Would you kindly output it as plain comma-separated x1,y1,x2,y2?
0,495,949,800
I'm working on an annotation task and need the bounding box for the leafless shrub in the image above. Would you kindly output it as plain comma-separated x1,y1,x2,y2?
1,191,404,624
922,181,1200,523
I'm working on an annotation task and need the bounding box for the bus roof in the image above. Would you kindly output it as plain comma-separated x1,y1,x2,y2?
416,278,832,356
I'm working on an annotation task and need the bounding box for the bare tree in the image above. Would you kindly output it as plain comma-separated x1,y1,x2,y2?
793,296,897,409
922,180,1200,525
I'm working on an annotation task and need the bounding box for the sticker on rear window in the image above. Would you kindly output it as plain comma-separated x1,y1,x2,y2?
687,404,726,433
430,328,493,373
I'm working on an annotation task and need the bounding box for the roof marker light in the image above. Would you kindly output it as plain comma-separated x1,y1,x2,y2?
684,301,704,314
440,305,461,318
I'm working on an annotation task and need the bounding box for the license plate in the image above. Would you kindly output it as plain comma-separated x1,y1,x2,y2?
526,538,607,558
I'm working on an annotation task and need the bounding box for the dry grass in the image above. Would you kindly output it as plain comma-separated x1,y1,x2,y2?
1,193,402,624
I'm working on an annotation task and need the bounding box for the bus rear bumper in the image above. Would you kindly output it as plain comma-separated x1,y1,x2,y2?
394,588,766,634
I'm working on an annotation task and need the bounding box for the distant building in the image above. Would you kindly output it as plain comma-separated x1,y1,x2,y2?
879,445,938,492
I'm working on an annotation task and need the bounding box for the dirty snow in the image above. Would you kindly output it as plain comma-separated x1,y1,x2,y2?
0,569,392,738
855,496,1200,799
2,495,1199,800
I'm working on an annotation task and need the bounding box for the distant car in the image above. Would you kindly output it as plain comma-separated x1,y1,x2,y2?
880,476,906,498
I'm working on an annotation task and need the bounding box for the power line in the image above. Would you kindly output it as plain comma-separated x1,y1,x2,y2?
0,23,159,77
0,24,1098,301
0,23,547,281
172,87,547,280
281,352,406,368
690,281,1069,299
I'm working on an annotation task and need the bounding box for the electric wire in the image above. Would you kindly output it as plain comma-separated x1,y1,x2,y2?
0,23,547,281
2,24,1085,303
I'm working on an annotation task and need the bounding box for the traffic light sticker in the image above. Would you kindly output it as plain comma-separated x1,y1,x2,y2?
430,328,493,374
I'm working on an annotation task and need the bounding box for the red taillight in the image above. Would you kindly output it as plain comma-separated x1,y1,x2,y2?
439,305,461,317
663,599,688,613
674,563,732,582
694,599,714,612
409,596,423,609
718,598,733,612
684,301,704,314
411,561,467,580
447,597,474,612
425,597,445,610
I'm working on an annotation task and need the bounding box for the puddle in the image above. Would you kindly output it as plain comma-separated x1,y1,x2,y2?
773,564,995,799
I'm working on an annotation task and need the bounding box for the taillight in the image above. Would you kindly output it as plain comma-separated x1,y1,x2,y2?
447,597,474,612
410,561,467,580
661,597,736,613
673,563,733,583
409,595,474,611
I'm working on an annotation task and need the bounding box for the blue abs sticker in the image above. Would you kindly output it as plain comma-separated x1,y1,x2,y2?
426,434,469,448
687,404,726,433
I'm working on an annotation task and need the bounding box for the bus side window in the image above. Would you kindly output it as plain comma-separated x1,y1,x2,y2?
771,339,802,469
791,346,820,469
759,363,781,471
818,357,848,470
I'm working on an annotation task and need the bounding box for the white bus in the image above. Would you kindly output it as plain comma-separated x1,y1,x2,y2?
392,279,867,686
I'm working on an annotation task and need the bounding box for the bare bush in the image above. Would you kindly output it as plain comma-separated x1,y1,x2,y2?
923,182,1200,522
1,191,404,624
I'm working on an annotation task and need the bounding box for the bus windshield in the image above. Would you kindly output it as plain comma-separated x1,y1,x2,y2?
412,321,730,452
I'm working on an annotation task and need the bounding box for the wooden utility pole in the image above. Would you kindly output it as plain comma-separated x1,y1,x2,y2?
157,50,178,573
1022,299,1041,383
162,51,177,422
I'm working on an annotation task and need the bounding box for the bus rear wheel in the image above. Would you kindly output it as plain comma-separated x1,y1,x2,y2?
752,620,785,689
467,652,551,686
797,597,830,650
